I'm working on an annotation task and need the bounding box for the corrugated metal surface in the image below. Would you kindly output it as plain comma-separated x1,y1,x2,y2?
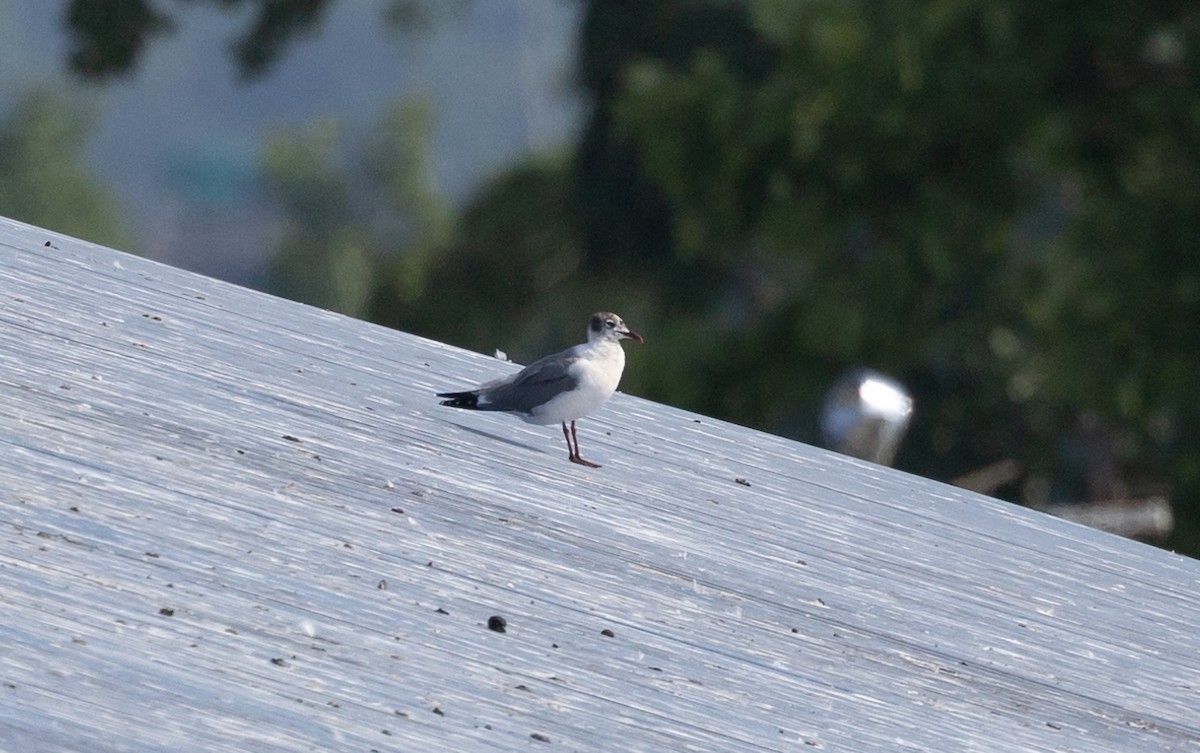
1,216,1198,752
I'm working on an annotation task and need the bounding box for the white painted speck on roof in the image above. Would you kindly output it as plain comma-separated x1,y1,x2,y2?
1,216,1198,752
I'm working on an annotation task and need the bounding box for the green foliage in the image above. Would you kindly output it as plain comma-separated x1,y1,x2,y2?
64,0,463,80
65,0,172,79
0,90,128,248
368,154,656,364
576,0,1200,546
261,98,449,318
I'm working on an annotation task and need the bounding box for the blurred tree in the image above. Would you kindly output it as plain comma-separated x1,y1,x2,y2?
261,97,450,318
368,153,656,363
65,0,465,80
576,0,1200,548
610,0,1045,453
0,90,128,248
574,0,774,281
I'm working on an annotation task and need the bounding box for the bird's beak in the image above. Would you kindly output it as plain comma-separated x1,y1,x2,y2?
621,329,645,344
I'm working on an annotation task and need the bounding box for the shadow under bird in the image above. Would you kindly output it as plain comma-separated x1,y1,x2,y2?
437,312,644,467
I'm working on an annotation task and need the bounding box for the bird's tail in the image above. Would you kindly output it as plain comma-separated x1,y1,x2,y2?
437,390,480,409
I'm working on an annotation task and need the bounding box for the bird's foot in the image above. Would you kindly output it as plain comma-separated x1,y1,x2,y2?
569,454,601,468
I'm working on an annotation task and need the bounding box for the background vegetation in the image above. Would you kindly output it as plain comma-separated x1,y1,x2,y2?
11,0,1200,552
0,91,127,248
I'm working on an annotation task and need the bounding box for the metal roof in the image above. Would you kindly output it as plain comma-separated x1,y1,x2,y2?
1,216,1198,752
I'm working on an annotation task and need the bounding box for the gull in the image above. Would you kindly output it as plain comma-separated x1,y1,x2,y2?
437,312,644,467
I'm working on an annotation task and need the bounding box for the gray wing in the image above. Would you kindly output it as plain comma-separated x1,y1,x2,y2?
478,349,581,414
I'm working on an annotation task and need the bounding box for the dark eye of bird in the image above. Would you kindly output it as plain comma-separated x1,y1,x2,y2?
606,320,615,328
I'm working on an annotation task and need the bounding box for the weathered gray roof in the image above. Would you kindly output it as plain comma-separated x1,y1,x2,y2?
1,215,1198,752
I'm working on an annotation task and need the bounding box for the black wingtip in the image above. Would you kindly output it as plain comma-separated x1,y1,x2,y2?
437,391,479,409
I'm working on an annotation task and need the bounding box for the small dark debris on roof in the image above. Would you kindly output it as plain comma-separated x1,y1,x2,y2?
735,477,751,487
145,551,159,558
158,607,175,617
270,657,289,667
282,435,301,442
390,507,404,514
435,607,449,615
600,628,614,638
514,684,529,691
531,732,551,743
377,579,387,590
487,615,507,633
431,706,444,716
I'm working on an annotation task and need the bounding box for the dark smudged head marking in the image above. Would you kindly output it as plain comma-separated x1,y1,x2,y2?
590,311,622,333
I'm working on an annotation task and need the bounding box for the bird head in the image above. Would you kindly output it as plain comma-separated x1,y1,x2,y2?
589,312,644,344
